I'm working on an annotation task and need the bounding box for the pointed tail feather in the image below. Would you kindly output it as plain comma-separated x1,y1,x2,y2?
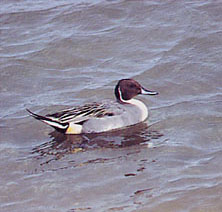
26,109,68,131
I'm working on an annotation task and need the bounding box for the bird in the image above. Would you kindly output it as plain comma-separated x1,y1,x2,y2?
27,79,158,134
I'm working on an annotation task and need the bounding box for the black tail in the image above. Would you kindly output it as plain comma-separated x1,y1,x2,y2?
26,109,68,132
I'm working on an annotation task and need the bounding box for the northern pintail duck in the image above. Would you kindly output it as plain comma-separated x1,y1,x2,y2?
27,79,158,134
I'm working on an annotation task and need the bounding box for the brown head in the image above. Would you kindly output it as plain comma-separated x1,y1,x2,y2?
114,79,158,103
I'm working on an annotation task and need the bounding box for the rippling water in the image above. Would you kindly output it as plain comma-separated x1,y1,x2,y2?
1,0,222,211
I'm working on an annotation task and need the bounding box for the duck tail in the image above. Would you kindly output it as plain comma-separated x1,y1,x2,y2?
26,109,68,131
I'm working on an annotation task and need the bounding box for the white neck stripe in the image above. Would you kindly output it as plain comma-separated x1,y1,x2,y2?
118,87,129,103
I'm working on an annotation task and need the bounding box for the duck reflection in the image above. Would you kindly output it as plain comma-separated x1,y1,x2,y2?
31,123,163,160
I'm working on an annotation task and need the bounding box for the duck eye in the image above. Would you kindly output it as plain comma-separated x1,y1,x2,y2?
129,84,135,88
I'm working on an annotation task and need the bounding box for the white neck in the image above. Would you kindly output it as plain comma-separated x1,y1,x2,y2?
118,87,148,121
125,98,148,121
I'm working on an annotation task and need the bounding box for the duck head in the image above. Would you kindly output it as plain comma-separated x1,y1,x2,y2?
115,79,158,103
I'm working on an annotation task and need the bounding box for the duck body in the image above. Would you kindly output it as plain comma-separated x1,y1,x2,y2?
27,79,158,134
75,99,148,134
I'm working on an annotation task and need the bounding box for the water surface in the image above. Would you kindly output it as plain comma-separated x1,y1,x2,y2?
0,0,222,211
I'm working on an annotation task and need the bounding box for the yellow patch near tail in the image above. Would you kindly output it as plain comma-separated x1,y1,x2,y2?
66,123,83,134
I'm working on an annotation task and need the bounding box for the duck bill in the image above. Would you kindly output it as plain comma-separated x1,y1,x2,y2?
141,87,158,95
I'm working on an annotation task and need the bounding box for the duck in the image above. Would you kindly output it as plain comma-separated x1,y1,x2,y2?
27,79,158,134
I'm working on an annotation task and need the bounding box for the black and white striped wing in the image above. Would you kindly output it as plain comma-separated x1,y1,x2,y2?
46,103,110,124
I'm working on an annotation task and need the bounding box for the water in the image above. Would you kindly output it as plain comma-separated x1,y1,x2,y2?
0,0,222,211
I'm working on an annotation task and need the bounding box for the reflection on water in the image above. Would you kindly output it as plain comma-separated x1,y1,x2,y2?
31,123,163,163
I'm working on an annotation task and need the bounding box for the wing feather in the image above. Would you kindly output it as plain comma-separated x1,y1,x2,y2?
46,102,109,124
